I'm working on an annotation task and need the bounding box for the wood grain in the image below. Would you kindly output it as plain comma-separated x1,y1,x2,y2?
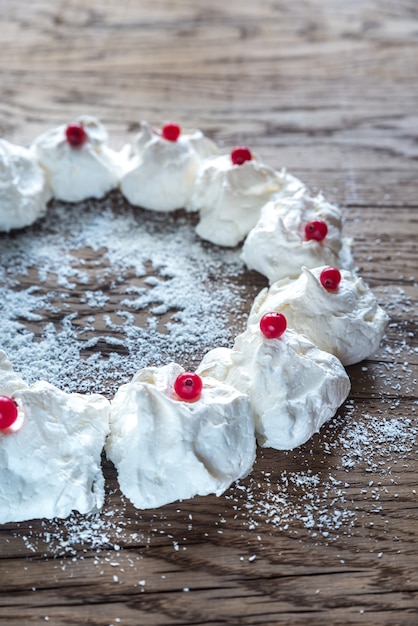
0,1,417,625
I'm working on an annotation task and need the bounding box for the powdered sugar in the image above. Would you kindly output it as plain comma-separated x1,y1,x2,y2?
0,194,252,395
235,396,417,541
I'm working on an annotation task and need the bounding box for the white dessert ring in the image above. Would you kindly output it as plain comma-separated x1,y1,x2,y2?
0,116,388,523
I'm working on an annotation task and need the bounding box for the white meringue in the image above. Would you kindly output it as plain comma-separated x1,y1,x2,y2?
0,139,51,232
0,350,28,396
197,327,351,450
242,190,354,283
106,362,256,509
248,266,389,366
0,350,110,524
189,153,304,247
120,121,218,212
31,115,127,202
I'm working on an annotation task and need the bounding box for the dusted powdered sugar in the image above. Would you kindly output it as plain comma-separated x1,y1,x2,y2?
0,198,248,396
248,266,389,365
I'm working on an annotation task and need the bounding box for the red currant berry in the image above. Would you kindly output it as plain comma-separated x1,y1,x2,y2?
304,220,328,242
174,372,203,402
65,123,88,148
161,123,181,142
320,267,341,291
0,396,19,430
231,146,252,165
259,312,287,339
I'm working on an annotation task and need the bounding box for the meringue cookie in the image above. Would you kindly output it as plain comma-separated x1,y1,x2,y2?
0,139,51,232
189,153,304,247
242,190,354,282
197,327,351,450
0,350,28,395
0,350,110,524
120,121,218,211
248,266,389,366
106,362,256,509
31,115,127,202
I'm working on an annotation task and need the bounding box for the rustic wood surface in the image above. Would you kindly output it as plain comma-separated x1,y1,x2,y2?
0,0,417,624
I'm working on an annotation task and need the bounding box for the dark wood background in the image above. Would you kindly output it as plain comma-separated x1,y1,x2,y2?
0,1,417,624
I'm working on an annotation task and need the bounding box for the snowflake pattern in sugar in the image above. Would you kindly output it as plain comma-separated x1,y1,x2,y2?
0,195,252,396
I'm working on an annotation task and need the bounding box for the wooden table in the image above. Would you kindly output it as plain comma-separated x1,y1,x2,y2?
0,1,417,624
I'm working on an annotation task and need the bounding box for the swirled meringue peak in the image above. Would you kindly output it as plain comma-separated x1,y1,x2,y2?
0,351,110,524
248,266,389,366
120,121,218,212
0,139,51,232
197,327,350,450
31,115,128,202
0,350,28,397
106,362,256,509
242,190,354,283
189,153,304,247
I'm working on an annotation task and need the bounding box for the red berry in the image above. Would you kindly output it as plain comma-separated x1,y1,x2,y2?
174,372,203,402
320,267,341,291
65,123,88,147
231,146,252,165
304,220,328,242
259,312,287,339
0,396,19,430
161,123,181,142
